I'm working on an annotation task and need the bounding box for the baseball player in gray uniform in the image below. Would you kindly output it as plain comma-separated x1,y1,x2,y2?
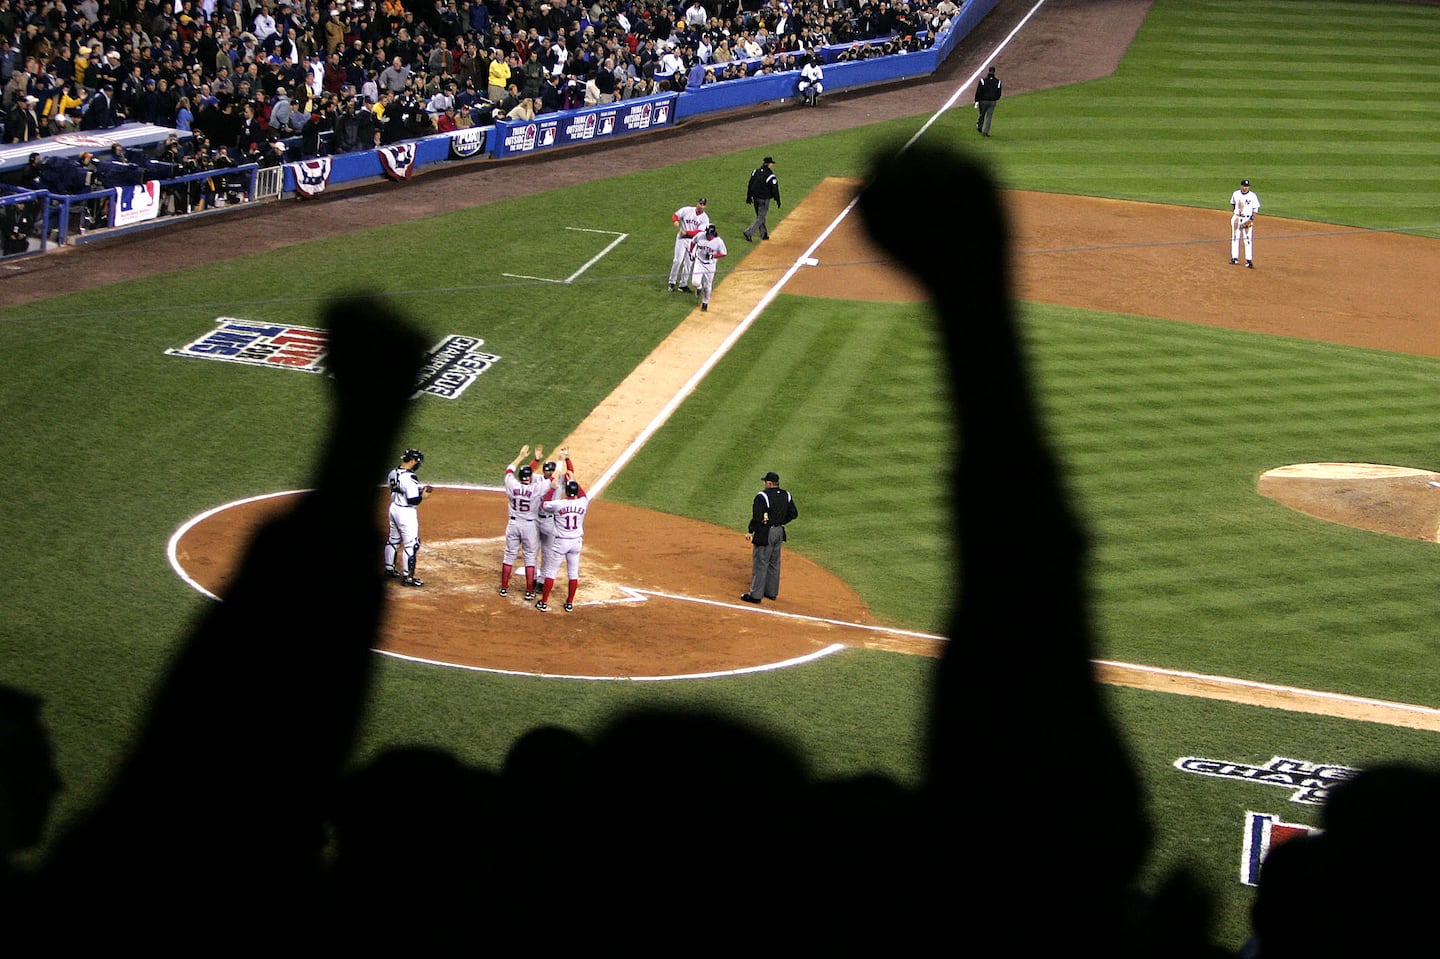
534,446,574,569
669,197,710,292
384,448,433,587
500,444,546,599
687,224,728,312
1229,178,1261,268
535,470,589,612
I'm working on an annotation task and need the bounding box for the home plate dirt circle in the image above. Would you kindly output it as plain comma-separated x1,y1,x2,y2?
170,487,935,679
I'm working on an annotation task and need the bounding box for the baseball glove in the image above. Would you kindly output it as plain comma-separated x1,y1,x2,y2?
1240,216,1255,229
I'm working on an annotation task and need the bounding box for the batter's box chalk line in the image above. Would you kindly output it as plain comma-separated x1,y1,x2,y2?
502,227,627,284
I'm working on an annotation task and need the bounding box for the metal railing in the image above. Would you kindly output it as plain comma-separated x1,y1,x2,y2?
0,164,262,250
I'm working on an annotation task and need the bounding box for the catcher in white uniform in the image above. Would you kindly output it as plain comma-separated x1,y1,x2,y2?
535,471,589,612
687,223,728,312
384,448,432,587
669,197,710,292
1229,178,1261,268
500,444,546,599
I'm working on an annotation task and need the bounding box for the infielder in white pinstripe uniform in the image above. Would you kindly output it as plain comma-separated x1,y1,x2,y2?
669,197,710,292
1229,178,1261,268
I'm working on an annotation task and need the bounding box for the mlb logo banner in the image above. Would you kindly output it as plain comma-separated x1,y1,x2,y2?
378,142,417,181
114,180,161,227
1241,812,1319,886
291,158,332,199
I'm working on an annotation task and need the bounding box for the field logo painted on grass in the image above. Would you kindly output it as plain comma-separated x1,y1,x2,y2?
167,321,500,398
413,334,501,400
1174,755,1359,806
1241,812,1320,887
166,319,328,370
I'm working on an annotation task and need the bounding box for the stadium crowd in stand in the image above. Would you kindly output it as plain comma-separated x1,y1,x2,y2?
1,0,963,171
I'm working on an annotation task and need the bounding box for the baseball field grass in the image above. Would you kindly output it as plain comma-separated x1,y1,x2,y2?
3,0,1438,948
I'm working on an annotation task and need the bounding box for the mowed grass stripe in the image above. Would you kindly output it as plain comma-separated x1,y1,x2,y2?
1014,305,1440,697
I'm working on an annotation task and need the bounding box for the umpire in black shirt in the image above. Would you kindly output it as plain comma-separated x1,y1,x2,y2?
743,156,780,242
742,471,798,604
975,65,1001,136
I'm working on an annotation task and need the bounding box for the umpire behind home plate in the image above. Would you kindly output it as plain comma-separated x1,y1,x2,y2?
741,470,798,604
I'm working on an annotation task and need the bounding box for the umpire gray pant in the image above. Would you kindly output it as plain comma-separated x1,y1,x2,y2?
977,99,997,135
750,525,785,599
746,198,772,240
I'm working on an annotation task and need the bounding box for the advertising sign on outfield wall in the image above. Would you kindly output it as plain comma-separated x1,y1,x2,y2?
490,94,678,159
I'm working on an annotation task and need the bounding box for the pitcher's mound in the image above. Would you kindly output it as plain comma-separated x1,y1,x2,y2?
1259,463,1440,542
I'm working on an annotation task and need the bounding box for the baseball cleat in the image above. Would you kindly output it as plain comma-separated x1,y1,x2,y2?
524,591,536,601
401,576,424,588
498,586,508,596
1247,260,1254,269
701,303,708,312
668,282,676,291
740,593,761,604
742,232,752,242
534,601,549,612
563,603,573,612
1230,258,1238,265
383,568,402,579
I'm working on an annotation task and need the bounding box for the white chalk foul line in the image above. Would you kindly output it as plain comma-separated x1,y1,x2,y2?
1094,659,1440,726
588,4,1048,496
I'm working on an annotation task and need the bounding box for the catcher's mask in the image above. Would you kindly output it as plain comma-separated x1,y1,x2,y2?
518,465,533,482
